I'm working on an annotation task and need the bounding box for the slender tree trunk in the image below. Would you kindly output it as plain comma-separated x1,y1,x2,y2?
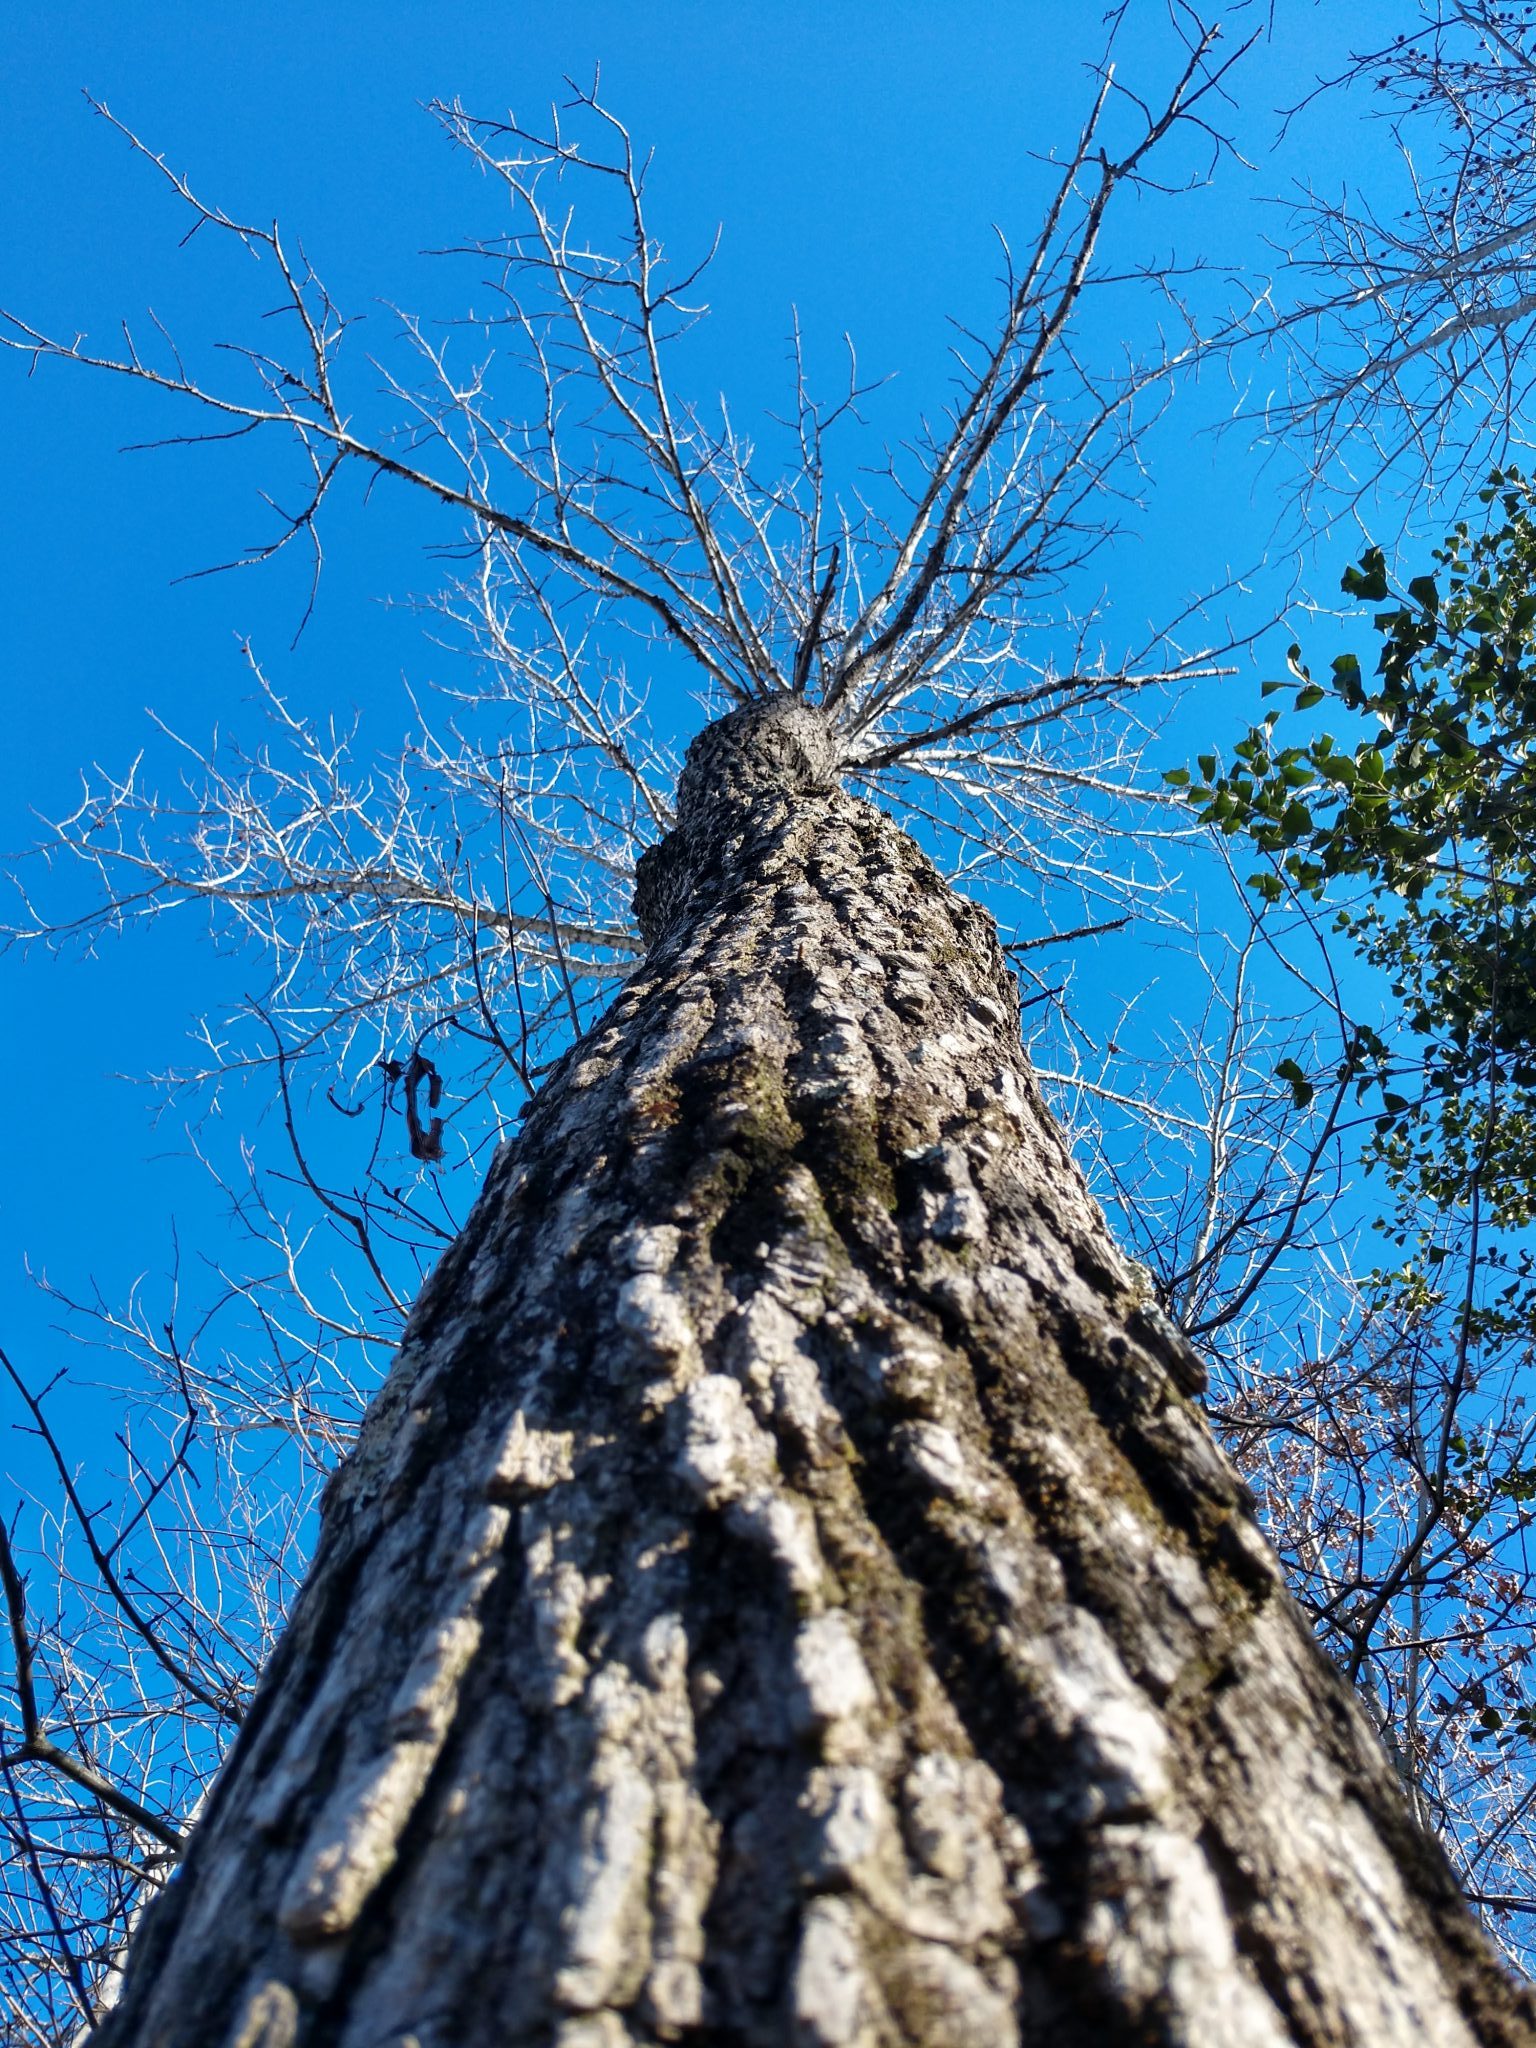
99,698,1534,2048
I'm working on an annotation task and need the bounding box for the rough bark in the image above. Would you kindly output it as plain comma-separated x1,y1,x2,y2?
98,697,1535,2047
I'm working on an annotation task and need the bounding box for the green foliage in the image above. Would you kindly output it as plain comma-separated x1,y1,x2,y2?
1170,469,1536,1260
1172,478,1536,1787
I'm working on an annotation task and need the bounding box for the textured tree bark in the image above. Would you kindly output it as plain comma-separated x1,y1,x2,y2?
99,697,1535,2048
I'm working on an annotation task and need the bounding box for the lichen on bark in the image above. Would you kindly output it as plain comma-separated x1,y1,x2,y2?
97,696,1536,2047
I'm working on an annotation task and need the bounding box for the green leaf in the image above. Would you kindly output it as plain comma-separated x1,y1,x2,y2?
1342,547,1389,602
1329,653,1361,697
1281,799,1313,838
1275,1058,1315,1109
1162,767,1190,787
1295,684,1326,711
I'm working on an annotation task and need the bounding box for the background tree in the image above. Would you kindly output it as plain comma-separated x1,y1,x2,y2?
1179,470,1536,1935
1268,0,1536,503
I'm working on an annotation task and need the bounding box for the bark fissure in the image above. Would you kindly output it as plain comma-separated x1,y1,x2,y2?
96,696,1535,2048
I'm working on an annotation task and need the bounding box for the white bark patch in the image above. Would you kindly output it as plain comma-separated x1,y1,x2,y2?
905,1034,977,1107
278,1588,490,1941
725,1489,826,1601
1041,1611,1172,1818
672,1374,778,1507
727,1290,808,1395
616,1224,683,1273
615,1271,698,1371
555,2013,634,2048
859,1326,950,1411
277,1741,442,1944
908,1143,989,1247
894,1422,991,1507
250,1487,506,1868
552,1761,657,2013
904,1755,986,1881
889,972,934,1018
541,1622,718,2034
452,1501,511,1576
932,1186,988,1245
797,998,880,1105
624,995,713,1091
980,1241,1078,1318
1147,1535,1222,1636
223,1979,299,2048
1081,1827,1291,2048
974,1521,1063,1616
761,1344,846,1466
485,1410,577,1500
802,1765,894,1886
799,1754,1018,1952
892,1755,1015,1946
792,1612,879,1748
636,1622,718,2034
385,1608,489,1742
791,1897,874,2047
522,1510,604,1708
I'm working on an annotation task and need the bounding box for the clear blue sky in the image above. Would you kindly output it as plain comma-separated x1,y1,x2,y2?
0,2,1407,1466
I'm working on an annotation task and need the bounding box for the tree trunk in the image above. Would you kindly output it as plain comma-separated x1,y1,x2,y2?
98,697,1535,2048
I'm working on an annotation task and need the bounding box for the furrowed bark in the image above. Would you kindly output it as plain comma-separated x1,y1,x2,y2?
98,697,1534,2047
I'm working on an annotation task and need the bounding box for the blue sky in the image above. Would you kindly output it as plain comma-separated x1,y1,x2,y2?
0,1,1410,1465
